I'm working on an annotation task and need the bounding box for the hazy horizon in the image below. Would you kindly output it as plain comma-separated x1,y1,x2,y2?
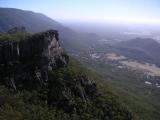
1,0,160,25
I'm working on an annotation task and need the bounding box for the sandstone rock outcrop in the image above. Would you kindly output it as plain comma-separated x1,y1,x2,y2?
0,30,68,90
0,29,98,112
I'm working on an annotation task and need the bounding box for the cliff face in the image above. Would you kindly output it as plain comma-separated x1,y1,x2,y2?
0,29,98,112
0,29,133,119
0,30,68,90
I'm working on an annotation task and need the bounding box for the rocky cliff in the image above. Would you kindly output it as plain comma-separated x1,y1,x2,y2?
0,29,133,120
0,29,98,112
0,30,68,90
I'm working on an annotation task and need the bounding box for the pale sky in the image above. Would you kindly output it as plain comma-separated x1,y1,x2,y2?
0,0,160,24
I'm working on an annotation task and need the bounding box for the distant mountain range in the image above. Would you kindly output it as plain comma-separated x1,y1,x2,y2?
114,38,160,65
0,8,63,32
0,8,100,51
1,8,160,67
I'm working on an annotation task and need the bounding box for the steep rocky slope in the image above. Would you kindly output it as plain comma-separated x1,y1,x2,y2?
0,29,68,90
0,29,133,120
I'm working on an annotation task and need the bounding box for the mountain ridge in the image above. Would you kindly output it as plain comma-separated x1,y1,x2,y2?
0,8,63,32
0,8,101,51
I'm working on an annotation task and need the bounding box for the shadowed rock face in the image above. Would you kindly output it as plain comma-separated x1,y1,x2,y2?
0,30,69,90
